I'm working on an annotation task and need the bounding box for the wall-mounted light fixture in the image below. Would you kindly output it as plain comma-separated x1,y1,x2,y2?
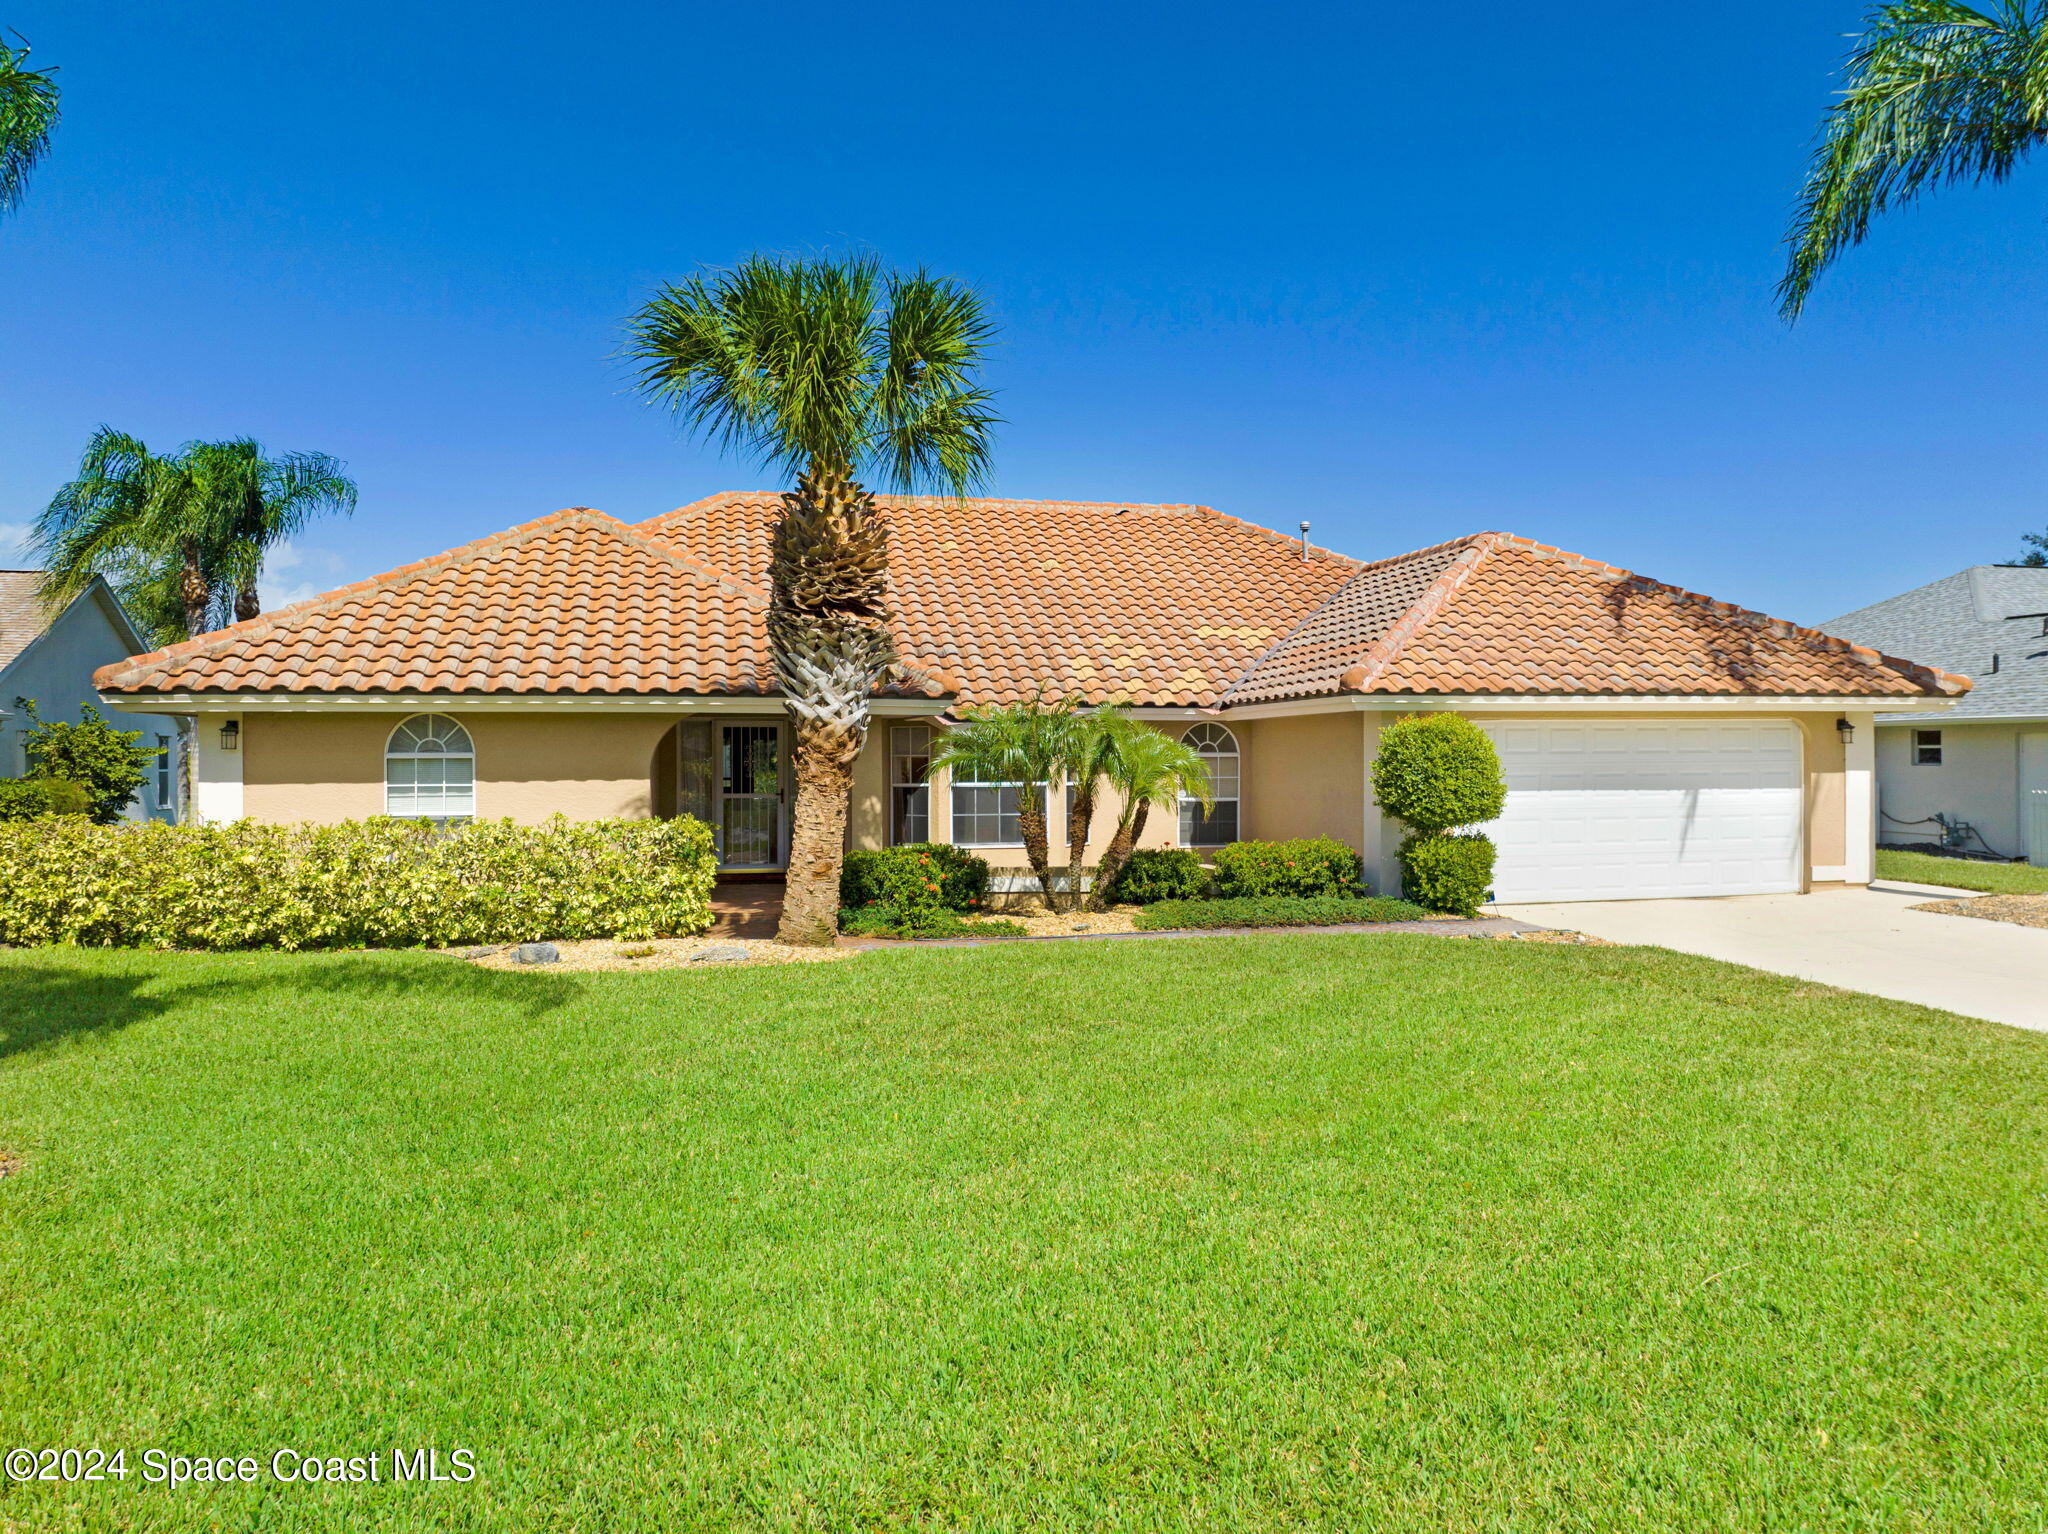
219,719,241,752
1835,717,1854,747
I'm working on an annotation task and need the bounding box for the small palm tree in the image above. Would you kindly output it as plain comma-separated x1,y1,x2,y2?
1780,2,2048,318
628,254,997,945
35,427,357,643
1087,727,1212,911
1058,706,1153,909
0,32,59,217
927,698,1076,911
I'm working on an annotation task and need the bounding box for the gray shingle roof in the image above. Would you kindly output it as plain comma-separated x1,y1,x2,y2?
1822,565,2048,722
0,571,51,672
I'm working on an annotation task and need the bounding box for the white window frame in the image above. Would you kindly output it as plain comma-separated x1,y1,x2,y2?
1913,729,1943,766
385,714,477,821
949,776,1044,849
153,733,174,814
890,725,933,845
1179,722,1241,847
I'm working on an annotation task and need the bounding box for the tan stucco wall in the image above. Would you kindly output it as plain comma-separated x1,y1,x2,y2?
1238,713,1365,849
243,711,676,825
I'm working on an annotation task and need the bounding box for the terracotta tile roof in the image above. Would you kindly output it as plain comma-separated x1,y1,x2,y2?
1231,532,1971,702
640,493,1361,706
0,571,50,671
94,510,785,696
93,501,1968,706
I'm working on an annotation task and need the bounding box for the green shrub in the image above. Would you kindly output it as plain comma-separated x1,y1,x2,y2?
840,843,992,916
1397,833,1496,918
1105,848,1210,904
0,814,718,950
1370,714,1506,833
0,777,91,821
12,698,161,824
1133,895,1427,930
838,905,1027,939
1209,837,1365,898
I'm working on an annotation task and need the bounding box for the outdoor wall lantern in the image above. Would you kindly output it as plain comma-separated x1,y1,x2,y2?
1835,717,1854,747
219,719,241,752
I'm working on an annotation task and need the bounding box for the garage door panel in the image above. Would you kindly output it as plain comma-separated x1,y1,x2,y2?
1475,721,1802,903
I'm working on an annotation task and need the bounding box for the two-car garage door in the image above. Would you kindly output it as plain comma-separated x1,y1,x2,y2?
1477,720,1803,903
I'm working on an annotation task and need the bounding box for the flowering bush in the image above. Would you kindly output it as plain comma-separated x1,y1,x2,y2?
839,844,991,916
1209,837,1365,899
0,814,718,950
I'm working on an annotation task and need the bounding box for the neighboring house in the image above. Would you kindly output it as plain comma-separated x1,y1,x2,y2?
91,496,1965,902
1822,565,2048,864
0,570,184,821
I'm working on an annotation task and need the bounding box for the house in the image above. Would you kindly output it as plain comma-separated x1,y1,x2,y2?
1,570,183,820
90,496,1966,902
1822,565,2048,865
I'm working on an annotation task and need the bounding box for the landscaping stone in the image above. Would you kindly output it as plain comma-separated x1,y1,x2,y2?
454,944,506,960
513,942,560,965
690,944,752,964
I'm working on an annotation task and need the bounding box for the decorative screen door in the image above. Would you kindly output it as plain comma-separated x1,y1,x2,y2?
719,724,783,867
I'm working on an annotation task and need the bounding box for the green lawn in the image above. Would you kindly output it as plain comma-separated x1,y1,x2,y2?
4,937,2047,1531
1877,848,2048,895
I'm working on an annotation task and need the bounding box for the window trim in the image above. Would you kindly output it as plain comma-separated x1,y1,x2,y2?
384,713,477,820
1179,722,1241,848
1912,728,1943,767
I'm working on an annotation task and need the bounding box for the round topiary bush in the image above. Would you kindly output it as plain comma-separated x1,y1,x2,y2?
1105,847,1210,905
1370,714,1506,834
1397,832,1497,918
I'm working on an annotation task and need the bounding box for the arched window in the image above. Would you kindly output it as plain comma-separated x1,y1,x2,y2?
1180,723,1240,846
385,715,475,820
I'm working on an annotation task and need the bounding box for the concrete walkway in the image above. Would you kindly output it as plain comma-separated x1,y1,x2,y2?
1496,883,2048,1033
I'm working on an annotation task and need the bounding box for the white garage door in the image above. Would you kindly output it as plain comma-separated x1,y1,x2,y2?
1478,720,1803,903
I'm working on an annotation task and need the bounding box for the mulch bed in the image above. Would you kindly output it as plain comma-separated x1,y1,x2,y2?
1910,894,2048,931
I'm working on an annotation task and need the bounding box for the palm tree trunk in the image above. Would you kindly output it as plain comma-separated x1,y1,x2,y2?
180,544,210,638
1088,803,1150,910
770,464,894,946
1018,788,1057,910
1063,780,1096,914
235,576,261,623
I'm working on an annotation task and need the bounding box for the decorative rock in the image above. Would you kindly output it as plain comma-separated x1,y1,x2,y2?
454,944,506,960
513,942,560,965
690,945,751,964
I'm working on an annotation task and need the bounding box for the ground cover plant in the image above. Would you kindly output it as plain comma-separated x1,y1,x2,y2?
3,936,2046,1529
1132,894,1426,930
1878,848,2048,897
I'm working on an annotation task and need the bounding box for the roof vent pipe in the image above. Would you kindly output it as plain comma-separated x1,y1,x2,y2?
1299,522,1311,561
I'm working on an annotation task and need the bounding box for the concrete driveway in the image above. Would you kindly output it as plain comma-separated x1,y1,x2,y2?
1495,882,2048,1033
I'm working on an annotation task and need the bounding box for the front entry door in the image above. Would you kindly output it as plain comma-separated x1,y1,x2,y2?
720,724,784,868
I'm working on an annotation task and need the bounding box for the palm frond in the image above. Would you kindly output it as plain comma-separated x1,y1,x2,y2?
1781,1,2048,317
0,32,59,215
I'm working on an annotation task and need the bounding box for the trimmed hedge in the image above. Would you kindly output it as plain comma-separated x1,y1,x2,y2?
1105,848,1210,904
1133,895,1427,931
1210,837,1365,899
0,815,718,950
0,777,91,822
840,843,991,916
838,905,1028,939
1397,833,1496,919
1370,714,1506,832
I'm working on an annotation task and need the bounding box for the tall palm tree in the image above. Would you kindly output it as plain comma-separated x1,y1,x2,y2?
627,255,998,945
0,31,59,217
1780,2,2048,318
927,698,1075,911
1087,728,1212,911
183,438,357,621
35,428,357,643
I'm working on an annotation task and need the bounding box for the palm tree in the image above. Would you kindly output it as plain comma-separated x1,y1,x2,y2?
627,254,997,945
183,438,357,621
927,698,1075,911
0,31,59,217
35,428,357,644
1087,727,1212,911
1058,705,1153,910
1780,2,2048,318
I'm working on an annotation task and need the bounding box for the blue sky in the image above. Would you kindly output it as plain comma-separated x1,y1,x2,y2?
2,0,2044,624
